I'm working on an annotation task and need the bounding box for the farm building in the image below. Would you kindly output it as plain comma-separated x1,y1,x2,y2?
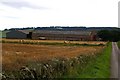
1,31,10,38
6,30,32,39
32,30,97,41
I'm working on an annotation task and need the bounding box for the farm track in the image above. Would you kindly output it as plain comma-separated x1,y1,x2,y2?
2,43,105,71
110,42,120,79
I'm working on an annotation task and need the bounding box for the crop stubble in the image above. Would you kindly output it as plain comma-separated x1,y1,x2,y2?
2,43,105,71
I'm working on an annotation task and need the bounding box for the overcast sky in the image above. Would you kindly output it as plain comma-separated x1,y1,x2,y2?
0,0,119,30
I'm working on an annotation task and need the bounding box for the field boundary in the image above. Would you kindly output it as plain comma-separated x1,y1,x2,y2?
63,42,112,78
77,42,112,78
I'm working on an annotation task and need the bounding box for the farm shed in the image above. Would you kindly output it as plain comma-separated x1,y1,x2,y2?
6,30,32,39
32,30,97,41
2,31,10,38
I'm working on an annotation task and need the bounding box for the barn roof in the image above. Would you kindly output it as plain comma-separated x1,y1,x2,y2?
18,30,30,34
6,30,33,34
33,30,92,36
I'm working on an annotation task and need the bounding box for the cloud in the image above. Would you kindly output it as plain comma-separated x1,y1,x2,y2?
0,0,48,10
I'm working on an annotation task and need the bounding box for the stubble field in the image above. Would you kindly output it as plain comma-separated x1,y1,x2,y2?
1,38,106,45
2,42,105,71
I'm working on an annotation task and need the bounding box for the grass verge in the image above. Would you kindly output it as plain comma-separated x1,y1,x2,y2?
117,41,120,49
63,42,112,78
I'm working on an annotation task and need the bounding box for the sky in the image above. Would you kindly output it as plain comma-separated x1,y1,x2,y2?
0,0,119,30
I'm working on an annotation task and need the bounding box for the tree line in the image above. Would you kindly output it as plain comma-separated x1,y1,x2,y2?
97,30,120,42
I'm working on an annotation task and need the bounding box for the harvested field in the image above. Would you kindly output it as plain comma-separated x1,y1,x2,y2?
2,43,105,71
1,38,107,45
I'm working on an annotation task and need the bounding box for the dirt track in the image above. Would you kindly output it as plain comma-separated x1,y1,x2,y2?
110,42,120,79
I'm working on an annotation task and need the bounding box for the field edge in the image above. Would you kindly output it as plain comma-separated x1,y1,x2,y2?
63,42,112,78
